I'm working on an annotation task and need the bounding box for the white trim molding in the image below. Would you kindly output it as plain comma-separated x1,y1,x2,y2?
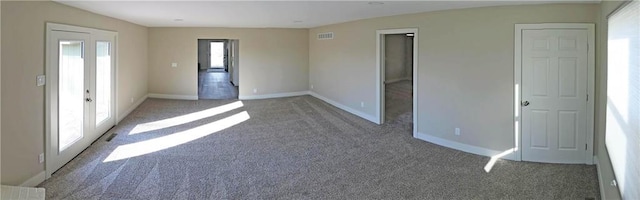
309,91,378,123
239,91,309,100
514,23,595,164
148,93,198,100
20,171,46,187
415,132,518,161
384,78,411,84
117,94,148,123
594,156,606,200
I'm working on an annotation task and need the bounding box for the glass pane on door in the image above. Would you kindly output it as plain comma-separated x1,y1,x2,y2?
58,40,85,152
96,41,111,125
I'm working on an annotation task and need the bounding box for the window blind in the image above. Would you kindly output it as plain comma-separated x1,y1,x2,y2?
606,1,640,199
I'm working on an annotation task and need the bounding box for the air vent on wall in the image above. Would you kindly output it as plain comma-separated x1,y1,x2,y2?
317,32,334,40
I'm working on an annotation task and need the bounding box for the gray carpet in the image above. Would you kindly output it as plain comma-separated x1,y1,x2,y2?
385,80,413,123
39,96,599,199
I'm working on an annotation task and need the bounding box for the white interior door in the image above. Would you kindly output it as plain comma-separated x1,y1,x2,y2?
521,29,588,163
46,24,117,176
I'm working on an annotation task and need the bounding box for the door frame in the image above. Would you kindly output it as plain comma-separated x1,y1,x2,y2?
514,23,595,164
376,28,418,136
45,23,118,178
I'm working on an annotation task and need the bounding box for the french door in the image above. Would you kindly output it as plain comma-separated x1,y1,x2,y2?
46,23,116,177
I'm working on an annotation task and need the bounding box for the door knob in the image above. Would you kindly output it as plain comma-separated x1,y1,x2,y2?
522,101,530,106
86,98,93,102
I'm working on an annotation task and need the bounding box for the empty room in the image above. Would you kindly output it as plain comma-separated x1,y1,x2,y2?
1,0,638,199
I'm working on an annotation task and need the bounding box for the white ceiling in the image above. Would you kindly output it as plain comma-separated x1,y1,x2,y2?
56,1,600,28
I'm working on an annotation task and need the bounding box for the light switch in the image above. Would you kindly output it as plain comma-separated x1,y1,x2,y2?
36,75,46,86
171,63,178,68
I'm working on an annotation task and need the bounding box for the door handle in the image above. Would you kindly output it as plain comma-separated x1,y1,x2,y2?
521,101,530,106
86,98,93,102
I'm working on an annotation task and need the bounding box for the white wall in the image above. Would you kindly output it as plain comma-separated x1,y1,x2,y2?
1,1,148,185
309,4,599,154
384,34,409,82
405,36,414,80
148,28,308,99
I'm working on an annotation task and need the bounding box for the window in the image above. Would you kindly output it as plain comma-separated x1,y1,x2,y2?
606,1,640,199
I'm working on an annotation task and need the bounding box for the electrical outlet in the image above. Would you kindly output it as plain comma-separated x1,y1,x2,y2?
310,85,314,89
36,75,46,86
253,88,257,93
171,62,178,68
39,153,45,163
130,97,134,103
455,128,461,136
360,102,365,107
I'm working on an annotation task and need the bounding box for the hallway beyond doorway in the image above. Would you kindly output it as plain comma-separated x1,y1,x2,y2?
198,69,238,99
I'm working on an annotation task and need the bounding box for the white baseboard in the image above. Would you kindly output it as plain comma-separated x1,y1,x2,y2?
117,94,148,123
148,93,198,100
308,91,378,123
239,91,309,100
385,78,410,84
414,132,517,160
594,156,606,200
20,171,46,187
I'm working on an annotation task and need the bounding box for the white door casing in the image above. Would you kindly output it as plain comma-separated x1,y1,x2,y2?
232,40,240,86
46,23,117,178
515,24,595,164
376,28,418,137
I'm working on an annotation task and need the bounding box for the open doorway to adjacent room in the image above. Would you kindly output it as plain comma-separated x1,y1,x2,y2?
197,39,240,99
377,29,418,135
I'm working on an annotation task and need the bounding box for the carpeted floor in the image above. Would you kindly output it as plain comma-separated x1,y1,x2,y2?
40,95,599,199
385,80,413,123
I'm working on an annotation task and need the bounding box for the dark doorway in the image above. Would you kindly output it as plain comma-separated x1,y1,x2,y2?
384,34,414,123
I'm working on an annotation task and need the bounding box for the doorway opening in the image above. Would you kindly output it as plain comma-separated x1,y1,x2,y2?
376,28,418,136
197,39,239,99
209,41,225,70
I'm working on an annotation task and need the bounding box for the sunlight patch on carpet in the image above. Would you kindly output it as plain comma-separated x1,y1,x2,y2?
129,101,243,135
484,148,516,173
104,111,250,162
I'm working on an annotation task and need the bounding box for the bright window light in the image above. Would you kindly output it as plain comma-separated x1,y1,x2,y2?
606,1,640,199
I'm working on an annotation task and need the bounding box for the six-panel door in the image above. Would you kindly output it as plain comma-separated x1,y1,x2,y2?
521,29,589,164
